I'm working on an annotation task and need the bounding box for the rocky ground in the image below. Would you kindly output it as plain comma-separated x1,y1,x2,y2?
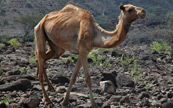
0,41,173,108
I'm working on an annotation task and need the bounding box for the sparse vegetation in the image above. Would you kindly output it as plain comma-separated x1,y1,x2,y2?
87,92,99,98
119,54,135,67
130,60,142,81
26,66,31,71
0,69,4,75
67,55,78,64
88,49,112,69
92,92,99,98
119,54,142,81
0,96,10,106
0,43,5,47
145,82,153,88
28,56,36,64
0,34,10,42
151,40,171,53
57,59,63,64
8,38,20,47
19,67,26,74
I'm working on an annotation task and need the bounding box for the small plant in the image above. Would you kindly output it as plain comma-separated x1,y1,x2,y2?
33,38,36,44
57,59,63,64
120,54,135,67
99,57,112,68
26,66,31,71
119,54,142,81
28,56,36,64
0,34,10,42
92,92,99,98
0,96,10,106
8,38,20,47
0,43,5,47
88,49,112,69
67,56,76,63
19,67,26,74
0,69,4,75
88,53,97,63
130,60,142,81
97,48,113,52
47,70,53,77
87,92,99,98
145,82,152,88
151,40,171,53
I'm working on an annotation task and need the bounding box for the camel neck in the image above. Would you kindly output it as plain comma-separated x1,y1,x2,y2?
93,14,131,48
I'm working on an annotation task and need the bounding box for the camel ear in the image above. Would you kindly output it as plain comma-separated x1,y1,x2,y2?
119,4,125,11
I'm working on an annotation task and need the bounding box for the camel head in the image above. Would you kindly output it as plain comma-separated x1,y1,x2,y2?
119,4,146,23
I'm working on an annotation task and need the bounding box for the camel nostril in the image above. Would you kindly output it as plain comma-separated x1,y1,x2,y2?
142,9,146,13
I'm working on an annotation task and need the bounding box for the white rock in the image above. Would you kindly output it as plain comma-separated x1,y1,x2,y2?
100,80,115,94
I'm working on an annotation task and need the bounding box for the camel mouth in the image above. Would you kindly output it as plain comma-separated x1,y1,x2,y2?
138,13,146,19
138,10,146,19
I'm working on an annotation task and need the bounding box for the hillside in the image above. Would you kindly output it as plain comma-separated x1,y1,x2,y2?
0,0,173,44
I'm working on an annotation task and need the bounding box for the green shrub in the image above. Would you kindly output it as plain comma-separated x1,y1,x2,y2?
8,38,20,47
120,54,142,81
151,40,170,53
19,67,26,74
0,43,5,47
92,92,99,98
0,34,10,42
0,69,4,75
130,60,142,81
0,96,10,106
67,56,77,63
28,56,36,64
87,92,99,98
88,49,112,68
120,54,135,67
145,82,153,88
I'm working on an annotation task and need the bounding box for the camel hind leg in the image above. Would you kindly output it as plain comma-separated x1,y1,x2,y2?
36,40,65,92
35,26,51,104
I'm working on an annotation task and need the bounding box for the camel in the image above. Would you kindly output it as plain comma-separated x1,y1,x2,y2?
34,3,146,108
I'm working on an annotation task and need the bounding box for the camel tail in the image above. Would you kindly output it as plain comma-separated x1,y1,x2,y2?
34,15,48,76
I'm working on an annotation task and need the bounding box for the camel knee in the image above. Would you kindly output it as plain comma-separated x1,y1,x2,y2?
85,74,92,87
38,73,43,82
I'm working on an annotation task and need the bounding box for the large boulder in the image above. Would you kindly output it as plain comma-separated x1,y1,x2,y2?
101,71,117,87
51,76,70,85
162,101,173,108
100,80,115,94
0,79,32,91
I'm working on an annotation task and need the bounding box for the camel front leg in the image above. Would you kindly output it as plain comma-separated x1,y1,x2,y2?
36,48,55,77
43,48,65,91
79,50,99,108
36,49,56,91
62,57,82,105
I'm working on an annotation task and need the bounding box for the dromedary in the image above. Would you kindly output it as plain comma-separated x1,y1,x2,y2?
34,3,146,108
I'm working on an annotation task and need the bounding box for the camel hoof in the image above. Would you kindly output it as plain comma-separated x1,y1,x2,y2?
92,102,100,108
47,86,55,92
61,100,71,107
44,97,52,105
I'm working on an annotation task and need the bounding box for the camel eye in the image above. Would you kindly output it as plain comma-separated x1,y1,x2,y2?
128,9,133,13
